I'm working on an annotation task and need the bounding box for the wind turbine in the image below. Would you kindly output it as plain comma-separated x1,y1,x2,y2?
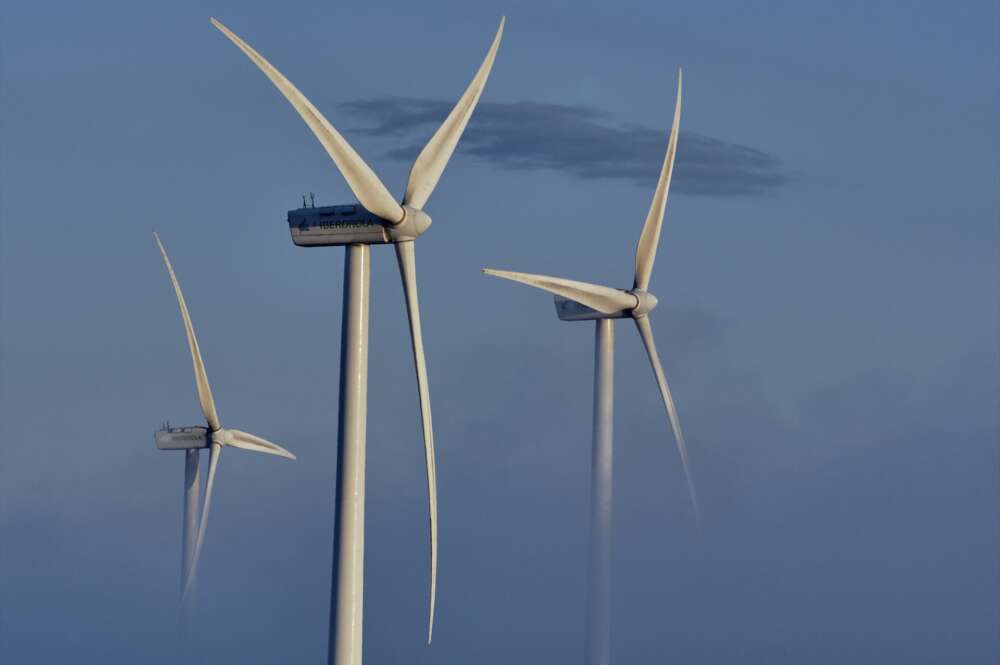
482,73,696,665
210,16,504,664
152,232,295,607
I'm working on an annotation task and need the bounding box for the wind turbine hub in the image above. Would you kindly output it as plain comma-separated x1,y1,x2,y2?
388,206,433,242
630,289,658,317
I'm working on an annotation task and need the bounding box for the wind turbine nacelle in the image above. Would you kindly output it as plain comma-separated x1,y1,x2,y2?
155,426,210,451
554,296,631,322
288,204,391,247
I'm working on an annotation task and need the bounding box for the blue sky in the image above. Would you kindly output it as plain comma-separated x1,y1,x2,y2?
1,1,997,663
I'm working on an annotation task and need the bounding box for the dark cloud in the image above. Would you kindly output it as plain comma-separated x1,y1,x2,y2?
340,97,788,196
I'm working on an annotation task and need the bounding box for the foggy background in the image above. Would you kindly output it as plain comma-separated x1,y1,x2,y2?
1,1,997,663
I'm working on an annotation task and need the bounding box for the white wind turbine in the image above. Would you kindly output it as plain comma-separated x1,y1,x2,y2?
210,16,503,664
152,232,295,606
483,73,697,665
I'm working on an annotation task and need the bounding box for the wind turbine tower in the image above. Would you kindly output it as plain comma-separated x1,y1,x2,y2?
483,73,697,665
211,17,504,665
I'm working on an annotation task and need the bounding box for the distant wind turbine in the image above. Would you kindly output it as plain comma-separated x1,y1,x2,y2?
210,16,503,665
483,72,697,665
152,232,295,607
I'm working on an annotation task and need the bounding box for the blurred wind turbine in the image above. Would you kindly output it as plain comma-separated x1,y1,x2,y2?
152,233,295,608
483,72,697,665
211,16,503,664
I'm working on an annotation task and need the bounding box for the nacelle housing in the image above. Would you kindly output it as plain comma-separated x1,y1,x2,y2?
155,426,210,451
288,204,390,247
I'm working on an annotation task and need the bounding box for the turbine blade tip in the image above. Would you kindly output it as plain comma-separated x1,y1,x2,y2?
210,17,231,35
482,268,511,280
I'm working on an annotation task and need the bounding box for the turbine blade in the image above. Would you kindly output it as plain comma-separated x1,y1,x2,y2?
183,442,222,600
403,17,505,210
482,268,637,314
633,71,682,291
226,429,296,460
211,18,404,223
154,233,222,431
633,315,702,527
394,241,438,643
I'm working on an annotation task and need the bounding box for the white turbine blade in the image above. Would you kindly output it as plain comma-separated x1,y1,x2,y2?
226,429,296,460
633,315,702,527
633,71,682,291
482,268,637,314
403,17,505,211
394,241,438,643
154,233,222,432
183,442,222,600
211,18,404,223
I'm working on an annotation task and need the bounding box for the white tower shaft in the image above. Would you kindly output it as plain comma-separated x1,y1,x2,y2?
181,449,200,597
329,244,371,665
586,319,614,665
179,449,200,664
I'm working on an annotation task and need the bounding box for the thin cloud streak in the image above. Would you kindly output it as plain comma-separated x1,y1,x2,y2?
341,97,788,196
